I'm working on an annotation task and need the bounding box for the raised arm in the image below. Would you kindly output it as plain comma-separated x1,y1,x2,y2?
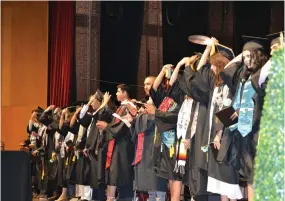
59,108,67,129
197,37,217,70
70,107,82,128
169,58,188,86
152,64,173,91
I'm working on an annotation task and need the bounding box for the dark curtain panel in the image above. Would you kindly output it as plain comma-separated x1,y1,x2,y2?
48,1,76,107
233,1,271,54
100,1,145,99
162,1,209,65
1,151,32,201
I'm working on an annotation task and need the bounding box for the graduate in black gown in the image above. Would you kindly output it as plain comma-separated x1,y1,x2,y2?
131,76,167,201
26,107,44,197
146,64,184,201
182,42,214,201
169,52,215,201
55,105,80,201
219,36,269,201
64,107,82,201
76,90,107,201
186,41,243,200
96,84,136,201
79,90,114,201
37,105,62,200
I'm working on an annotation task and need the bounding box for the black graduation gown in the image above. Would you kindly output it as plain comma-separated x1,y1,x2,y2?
64,121,80,184
104,105,135,187
38,111,58,194
82,107,113,188
220,63,267,184
149,82,185,181
183,65,214,196
56,122,70,187
76,112,92,185
132,113,167,192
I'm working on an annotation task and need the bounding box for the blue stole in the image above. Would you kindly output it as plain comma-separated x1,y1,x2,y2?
162,103,177,149
229,78,255,137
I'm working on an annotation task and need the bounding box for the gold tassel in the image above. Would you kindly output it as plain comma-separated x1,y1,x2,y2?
72,155,76,162
41,169,45,180
154,127,157,143
169,145,174,158
210,42,216,56
51,152,56,161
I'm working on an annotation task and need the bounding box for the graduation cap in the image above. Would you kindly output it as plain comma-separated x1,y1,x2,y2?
94,89,104,102
215,44,235,60
242,35,269,53
36,106,44,112
266,31,285,47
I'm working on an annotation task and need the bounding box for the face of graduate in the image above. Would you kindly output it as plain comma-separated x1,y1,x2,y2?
144,77,155,96
91,98,101,110
116,88,127,102
242,50,258,71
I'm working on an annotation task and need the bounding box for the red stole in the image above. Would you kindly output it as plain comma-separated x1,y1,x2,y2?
132,132,144,165
105,106,125,169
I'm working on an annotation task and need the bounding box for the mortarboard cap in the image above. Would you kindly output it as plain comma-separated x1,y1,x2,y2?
215,44,235,60
94,89,104,102
266,31,285,47
37,106,44,112
242,35,269,53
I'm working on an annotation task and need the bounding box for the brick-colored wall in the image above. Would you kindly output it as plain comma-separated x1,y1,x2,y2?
74,2,283,100
207,2,234,48
75,1,100,101
137,1,163,100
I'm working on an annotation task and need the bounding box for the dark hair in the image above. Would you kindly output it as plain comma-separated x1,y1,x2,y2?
117,84,131,97
210,52,230,86
249,50,269,70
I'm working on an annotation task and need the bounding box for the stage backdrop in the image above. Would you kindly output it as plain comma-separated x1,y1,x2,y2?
1,2,49,150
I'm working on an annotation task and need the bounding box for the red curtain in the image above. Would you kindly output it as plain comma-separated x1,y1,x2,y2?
48,1,75,107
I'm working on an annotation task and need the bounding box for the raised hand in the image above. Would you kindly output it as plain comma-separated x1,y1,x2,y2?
102,92,111,107
61,108,67,117
185,55,199,67
88,94,96,105
177,57,189,67
144,103,156,115
163,64,174,71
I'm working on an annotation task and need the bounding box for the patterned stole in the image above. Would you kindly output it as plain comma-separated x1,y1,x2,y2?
156,97,177,157
230,79,255,137
105,106,125,169
174,98,193,174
